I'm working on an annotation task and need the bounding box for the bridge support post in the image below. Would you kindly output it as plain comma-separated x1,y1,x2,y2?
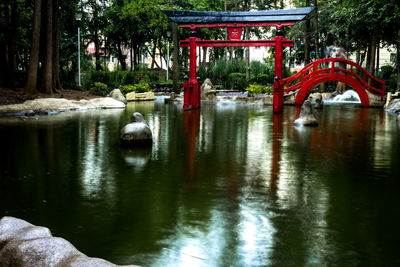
183,30,201,111
273,28,284,113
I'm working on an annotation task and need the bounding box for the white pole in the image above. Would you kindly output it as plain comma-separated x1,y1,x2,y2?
78,26,81,87
166,40,170,81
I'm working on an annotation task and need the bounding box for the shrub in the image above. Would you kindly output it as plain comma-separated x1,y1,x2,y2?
226,59,246,74
120,82,151,94
250,73,274,85
379,65,394,79
250,60,268,77
377,65,397,93
90,82,109,96
246,84,273,95
226,73,248,90
148,71,160,82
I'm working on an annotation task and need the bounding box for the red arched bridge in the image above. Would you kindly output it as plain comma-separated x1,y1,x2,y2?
282,58,386,107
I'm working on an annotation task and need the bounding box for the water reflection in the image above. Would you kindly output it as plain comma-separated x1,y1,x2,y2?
183,109,201,182
120,146,152,170
1,104,400,266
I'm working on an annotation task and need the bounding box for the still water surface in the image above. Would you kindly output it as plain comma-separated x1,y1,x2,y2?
1,102,400,266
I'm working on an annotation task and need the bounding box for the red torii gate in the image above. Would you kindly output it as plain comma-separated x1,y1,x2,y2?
163,7,316,112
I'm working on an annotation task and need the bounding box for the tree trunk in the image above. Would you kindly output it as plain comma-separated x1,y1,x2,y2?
151,39,157,69
202,47,207,64
52,0,62,90
397,30,400,91
7,0,17,89
93,2,102,71
41,0,53,94
368,29,377,86
366,42,371,71
369,30,377,76
376,39,380,73
172,22,179,93
304,0,311,65
145,47,160,69
117,40,127,70
130,38,133,71
304,19,311,64
25,0,42,93
245,28,250,79
356,50,360,65
314,0,324,92
314,0,320,60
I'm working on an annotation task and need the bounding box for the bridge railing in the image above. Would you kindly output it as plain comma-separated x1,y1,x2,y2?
282,58,385,96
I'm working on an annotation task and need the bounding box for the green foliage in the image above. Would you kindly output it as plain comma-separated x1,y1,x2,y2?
90,82,109,96
227,73,248,90
250,73,274,85
120,82,151,94
378,65,397,93
198,59,277,89
379,65,394,80
246,84,273,95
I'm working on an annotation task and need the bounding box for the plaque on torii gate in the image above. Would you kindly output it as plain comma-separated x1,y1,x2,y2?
163,7,316,112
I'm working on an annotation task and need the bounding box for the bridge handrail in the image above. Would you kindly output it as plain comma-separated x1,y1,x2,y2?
282,58,385,96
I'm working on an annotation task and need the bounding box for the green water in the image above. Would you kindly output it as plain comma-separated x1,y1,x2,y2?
1,102,399,266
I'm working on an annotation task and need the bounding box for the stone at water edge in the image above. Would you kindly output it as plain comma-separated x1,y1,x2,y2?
294,100,319,126
107,89,127,104
314,93,323,109
200,78,216,101
0,216,136,267
120,112,152,145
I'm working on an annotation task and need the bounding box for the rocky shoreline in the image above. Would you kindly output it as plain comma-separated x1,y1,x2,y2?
0,97,126,117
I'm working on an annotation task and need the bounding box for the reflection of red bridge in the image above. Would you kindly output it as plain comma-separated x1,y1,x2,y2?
282,58,386,107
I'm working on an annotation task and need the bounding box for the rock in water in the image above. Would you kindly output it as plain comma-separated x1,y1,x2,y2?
107,89,127,104
120,112,152,145
314,93,323,109
294,100,319,126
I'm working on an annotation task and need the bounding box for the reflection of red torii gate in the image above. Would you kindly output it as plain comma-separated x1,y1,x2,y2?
163,7,316,112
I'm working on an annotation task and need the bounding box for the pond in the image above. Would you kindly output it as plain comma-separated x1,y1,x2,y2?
1,101,399,266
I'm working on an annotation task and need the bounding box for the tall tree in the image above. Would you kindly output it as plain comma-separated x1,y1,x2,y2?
41,0,54,94
25,0,42,93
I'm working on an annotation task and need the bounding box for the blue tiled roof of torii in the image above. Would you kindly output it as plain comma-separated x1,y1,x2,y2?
162,7,316,23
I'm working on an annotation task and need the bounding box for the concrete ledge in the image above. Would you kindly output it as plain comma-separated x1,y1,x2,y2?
126,92,155,101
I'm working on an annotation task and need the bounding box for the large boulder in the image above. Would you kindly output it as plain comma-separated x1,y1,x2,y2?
314,93,323,109
294,100,319,126
0,216,135,267
107,89,127,104
120,112,152,145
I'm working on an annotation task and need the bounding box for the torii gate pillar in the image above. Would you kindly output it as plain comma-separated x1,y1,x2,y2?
273,27,284,113
183,32,201,110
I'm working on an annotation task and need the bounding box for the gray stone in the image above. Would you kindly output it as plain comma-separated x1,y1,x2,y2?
0,216,139,267
294,100,319,126
385,98,400,113
201,78,214,100
107,89,127,104
25,110,36,116
314,93,323,109
120,112,152,145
